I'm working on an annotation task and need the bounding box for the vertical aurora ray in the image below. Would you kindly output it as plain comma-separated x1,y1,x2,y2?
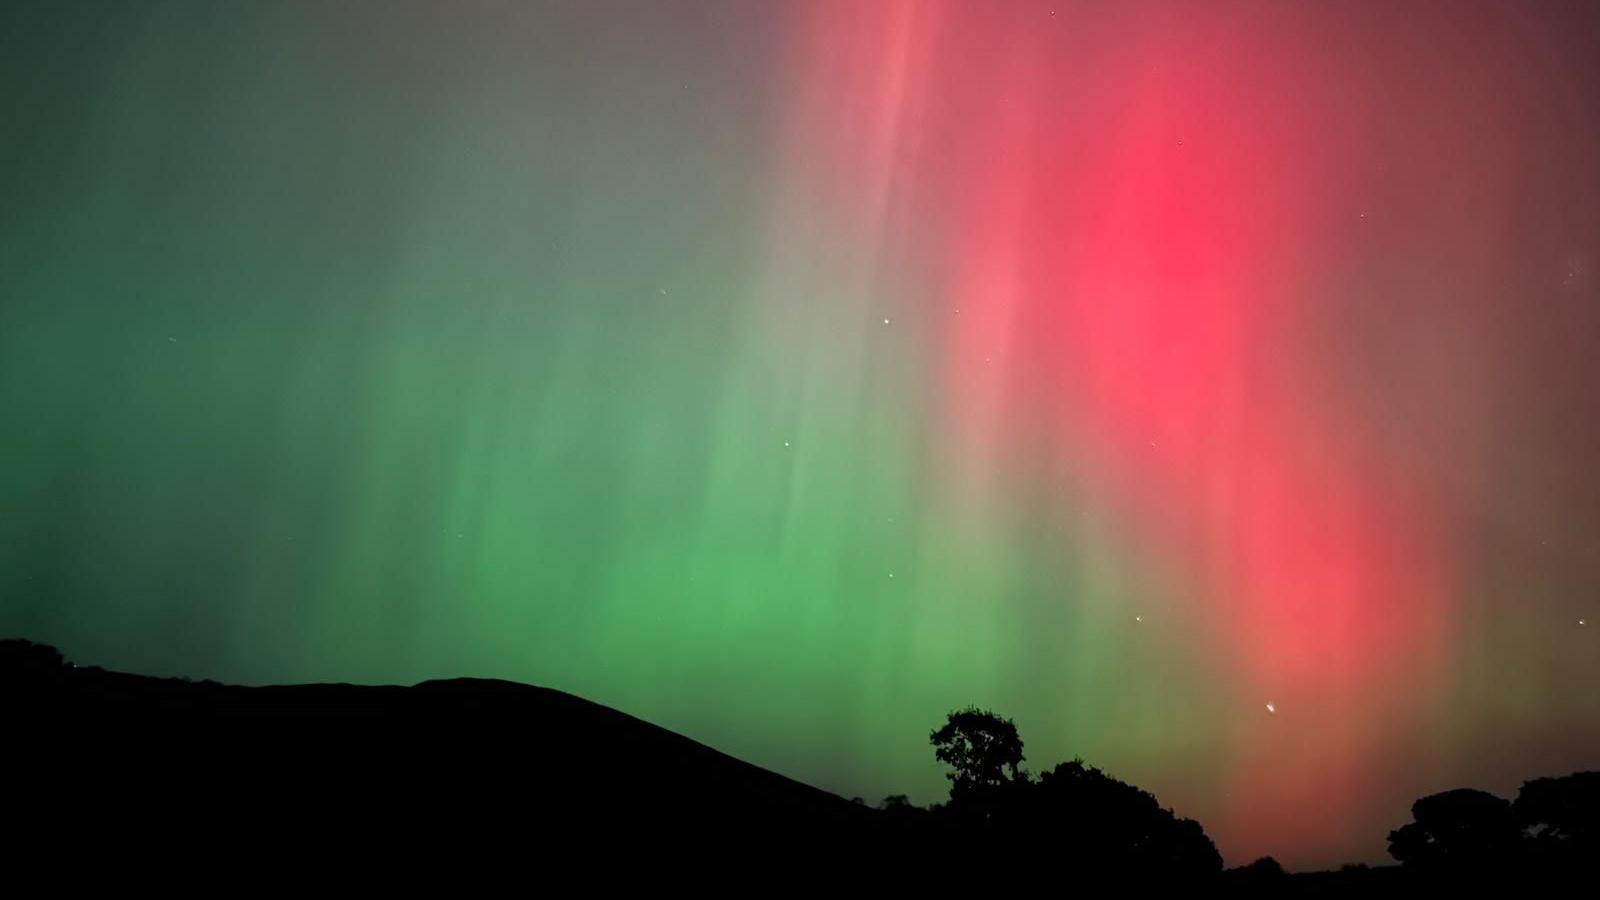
2,0,1599,869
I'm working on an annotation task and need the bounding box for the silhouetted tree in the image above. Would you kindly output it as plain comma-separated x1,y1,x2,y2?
929,707,1025,806
1514,771,1599,866
1388,788,1521,870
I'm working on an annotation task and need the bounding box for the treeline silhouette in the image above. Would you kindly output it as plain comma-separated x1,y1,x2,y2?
5,638,1594,885
874,705,1224,878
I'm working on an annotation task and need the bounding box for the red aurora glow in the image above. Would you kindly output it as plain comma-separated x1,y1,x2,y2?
774,0,1591,862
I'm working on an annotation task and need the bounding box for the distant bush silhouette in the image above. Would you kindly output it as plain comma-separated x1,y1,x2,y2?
878,793,913,810
1222,856,1289,886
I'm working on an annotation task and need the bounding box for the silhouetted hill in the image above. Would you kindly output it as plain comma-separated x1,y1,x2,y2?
5,638,872,867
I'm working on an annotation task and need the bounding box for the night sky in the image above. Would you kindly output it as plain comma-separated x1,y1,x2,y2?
3,0,1598,869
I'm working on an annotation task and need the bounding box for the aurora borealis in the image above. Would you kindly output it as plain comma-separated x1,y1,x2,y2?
2,0,1598,868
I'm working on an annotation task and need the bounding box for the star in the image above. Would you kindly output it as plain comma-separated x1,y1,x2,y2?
1134,615,1143,622
1265,702,1277,714
783,441,791,447
883,318,891,325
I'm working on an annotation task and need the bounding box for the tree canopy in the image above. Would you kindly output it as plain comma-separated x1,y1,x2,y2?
928,706,1025,803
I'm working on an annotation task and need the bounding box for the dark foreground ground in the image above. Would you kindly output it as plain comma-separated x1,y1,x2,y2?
4,640,1578,889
